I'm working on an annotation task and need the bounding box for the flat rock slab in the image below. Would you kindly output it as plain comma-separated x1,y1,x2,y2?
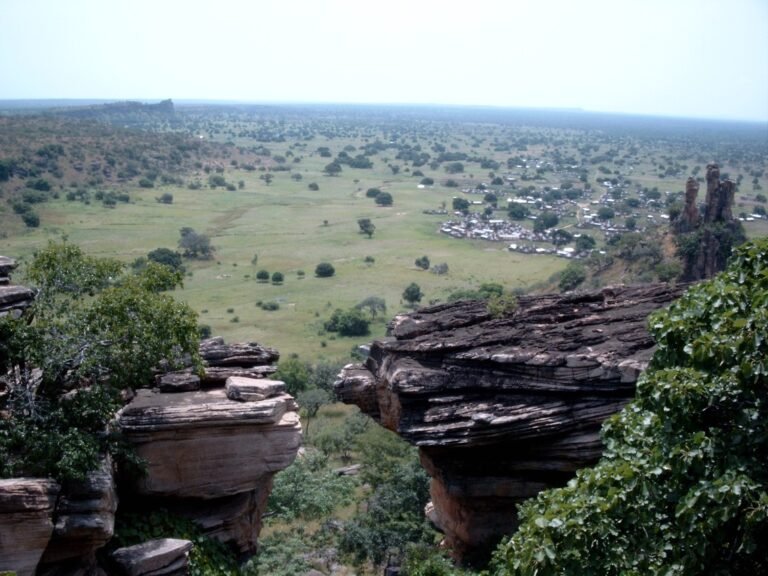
226,377,285,401
111,538,192,576
157,372,201,393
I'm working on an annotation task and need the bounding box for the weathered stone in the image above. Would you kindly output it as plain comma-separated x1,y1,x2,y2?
111,538,192,576
0,284,35,317
200,338,279,367
39,458,118,566
201,365,277,387
156,372,201,393
0,255,17,285
225,377,285,401
0,478,60,576
336,283,686,565
118,388,301,499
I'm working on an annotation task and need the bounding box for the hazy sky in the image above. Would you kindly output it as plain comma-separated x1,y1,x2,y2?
1,0,766,121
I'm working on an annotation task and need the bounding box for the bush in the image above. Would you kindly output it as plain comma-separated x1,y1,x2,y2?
558,262,587,292
271,271,284,284
260,301,280,311
375,191,393,206
21,210,40,228
325,308,370,337
366,187,382,198
415,255,430,270
256,269,270,282
315,262,335,278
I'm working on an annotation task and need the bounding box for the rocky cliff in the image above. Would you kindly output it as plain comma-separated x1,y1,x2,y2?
0,258,301,575
336,283,687,564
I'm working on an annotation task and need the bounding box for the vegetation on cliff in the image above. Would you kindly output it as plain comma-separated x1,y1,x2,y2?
493,238,768,575
0,241,201,481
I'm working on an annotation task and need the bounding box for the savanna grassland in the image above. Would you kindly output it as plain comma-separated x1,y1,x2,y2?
1,102,767,364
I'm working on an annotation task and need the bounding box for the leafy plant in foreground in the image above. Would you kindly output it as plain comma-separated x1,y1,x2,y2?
493,238,768,576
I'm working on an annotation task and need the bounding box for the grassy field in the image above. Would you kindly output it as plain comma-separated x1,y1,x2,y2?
0,154,564,361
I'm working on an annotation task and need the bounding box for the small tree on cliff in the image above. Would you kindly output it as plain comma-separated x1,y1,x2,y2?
0,241,200,481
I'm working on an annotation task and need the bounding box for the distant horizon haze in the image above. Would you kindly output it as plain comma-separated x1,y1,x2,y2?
1,0,766,122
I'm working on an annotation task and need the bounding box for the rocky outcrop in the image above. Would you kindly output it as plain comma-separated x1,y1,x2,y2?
336,283,686,565
110,538,192,576
117,375,301,554
674,163,745,281
0,478,60,576
0,255,17,285
0,255,34,318
38,458,118,572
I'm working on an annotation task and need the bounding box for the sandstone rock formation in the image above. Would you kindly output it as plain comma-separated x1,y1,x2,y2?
117,373,301,555
673,163,745,281
0,256,34,318
336,284,686,564
111,538,193,576
0,478,60,576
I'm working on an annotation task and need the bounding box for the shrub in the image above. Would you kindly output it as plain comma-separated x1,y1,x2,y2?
256,269,270,282
324,308,370,337
315,262,335,278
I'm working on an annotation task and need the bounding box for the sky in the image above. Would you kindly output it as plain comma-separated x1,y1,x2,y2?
1,0,766,122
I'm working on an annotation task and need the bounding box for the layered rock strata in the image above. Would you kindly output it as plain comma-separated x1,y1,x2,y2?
336,284,686,564
117,377,301,554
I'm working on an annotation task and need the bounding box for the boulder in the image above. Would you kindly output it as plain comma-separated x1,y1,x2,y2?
39,458,118,567
225,377,285,402
0,478,60,576
336,283,686,564
156,372,201,393
111,538,192,576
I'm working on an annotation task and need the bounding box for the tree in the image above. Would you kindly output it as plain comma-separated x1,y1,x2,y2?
495,238,768,576
324,308,370,337
453,197,470,213
0,241,200,481
415,255,430,270
420,177,435,186
271,271,284,284
597,206,615,221
147,247,184,272
156,192,174,204
375,191,393,206
256,269,270,282
534,212,559,233
552,229,573,247
402,283,423,307
274,356,310,396
366,187,382,198
178,227,213,259
575,234,596,253
508,203,530,220
308,182,320,191
323,161,342,176
356,296,387,319
358,218,376,238
315,262,335,278
484,192,498,206
445,162,464,174
558,262,587,292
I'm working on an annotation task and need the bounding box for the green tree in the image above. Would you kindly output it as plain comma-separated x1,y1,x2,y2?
147,247,184,272
494,238,768,576
0,241,200,481
551,229,573,247
574,234,596,253
315,262,335,278
358,218,376,238
274,356,310,396
375,191,393,206
415,255,431,270
156,192,174,204
355,296,387,319
597,206,615,221
366,187,382,198
325,308,370,337
256,269,270,282
403,282,423,307
508,203,530,220
178,227,213,259
323,161,342,175
558,262,587,292
453,197,470,213
533,212,559,233
271,271,284,284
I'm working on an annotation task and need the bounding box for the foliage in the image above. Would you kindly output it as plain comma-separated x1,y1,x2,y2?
0,241,200,482
493,238,768,576
256,269,270,282
355,295,387,319
415,255,431,270
315,262,335,277
558,263,587,292
178,227,214,259
146,247,184,272
403,282,424,306
274,356,310,395
507,203,530,220
375,191,394,206
113,509,237,576
574,234,596,253
487,293,518,318
358,217,376,238
271,271,284,284
403,544,474,576
533,212,559,232
266,449,356,521
453,197,470,213
325,308,370,337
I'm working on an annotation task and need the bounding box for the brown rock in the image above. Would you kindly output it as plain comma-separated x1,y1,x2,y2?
200,338,279,367
0,478,60,576
335,283,686,565
225,377,286,401
39,458,118,567
156,372,201,393
111,538,192,576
